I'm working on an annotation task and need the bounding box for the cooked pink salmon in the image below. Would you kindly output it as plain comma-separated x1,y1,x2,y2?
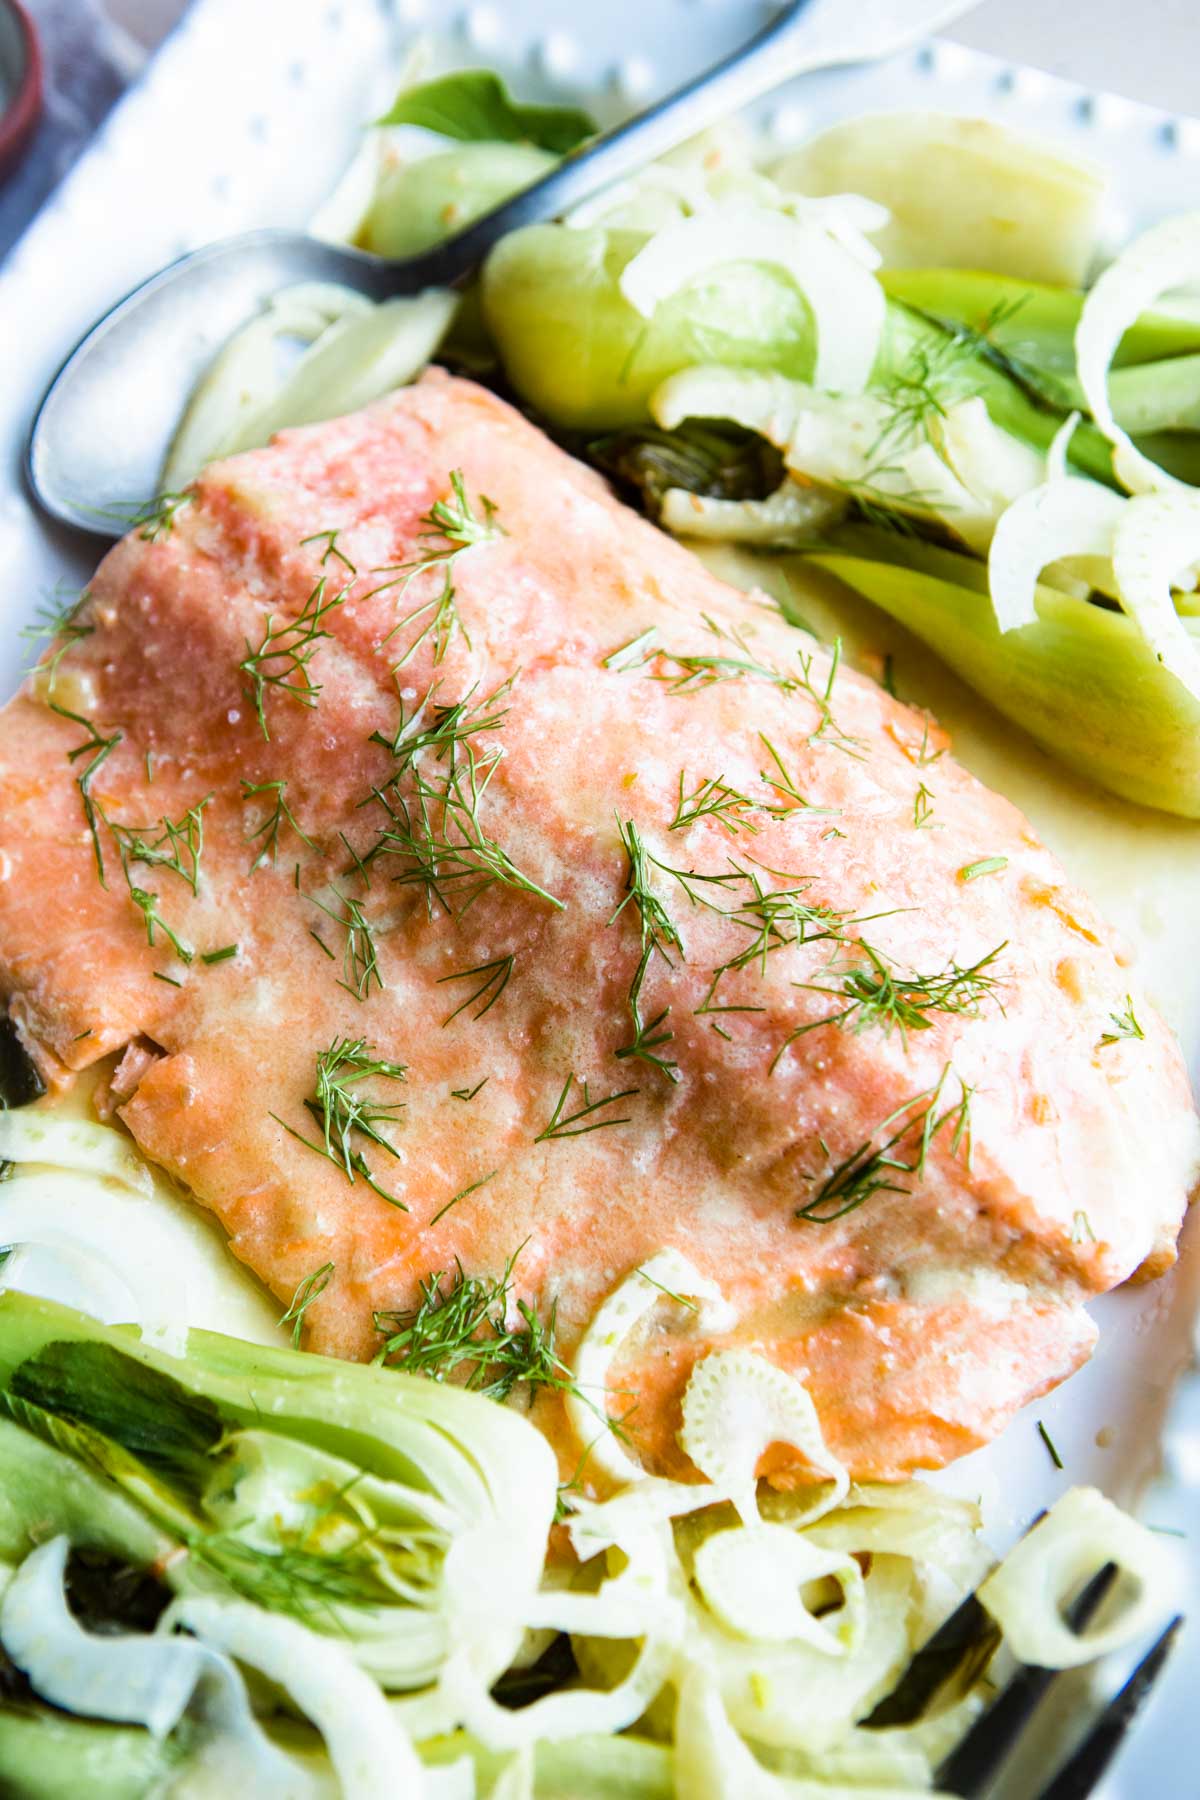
1,372,1197,1481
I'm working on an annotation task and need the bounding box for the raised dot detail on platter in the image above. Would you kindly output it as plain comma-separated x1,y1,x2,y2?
539,31,579,81
616,55,655,103
466,3,501,50
1010,66,1051,102
1175,117,1200,156
927,41,971,79
1093,91,1135,131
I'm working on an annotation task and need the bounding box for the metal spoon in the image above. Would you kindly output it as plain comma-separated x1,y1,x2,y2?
26,0,976,535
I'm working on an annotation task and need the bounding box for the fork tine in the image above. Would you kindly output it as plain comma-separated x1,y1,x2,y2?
864,1512,1047,1730
934,1563,1118,1798
1033,1616,1184,1800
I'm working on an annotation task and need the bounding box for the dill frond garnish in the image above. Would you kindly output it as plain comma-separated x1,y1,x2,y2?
958,856,1008,882
654,618,865,760
758,734,838,815
1098,996,1144,1049
370,677,514,775
132,491,192,542
437,954,514,1024
429,1168,499,1227
450,1078,489,1102
201,944,238,965
127,886,193,963
368,469,501,669
602,627,659,672
279,1260,335,1348
1071,1209,1096,1244
193,1532,393,1628
1037,1419,1064,1471
300,527,357,576
368,738,562,917
913,783,937,829
22,587,93,686
778,940,1006,1059
109,796,210,896
373,1252,571,1403
670,772,760,837
239,574,349,740
798,1064,972,1222
242,779,316,870
307,888,384,1001
535,1073,639,1142
610,817,685,1081
274,1039,407,1208
48,700,123,886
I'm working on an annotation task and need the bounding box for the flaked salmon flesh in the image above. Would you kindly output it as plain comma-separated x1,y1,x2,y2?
1,371,1197,1482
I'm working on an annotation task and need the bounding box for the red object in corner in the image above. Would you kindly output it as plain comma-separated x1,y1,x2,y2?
0,0,42,180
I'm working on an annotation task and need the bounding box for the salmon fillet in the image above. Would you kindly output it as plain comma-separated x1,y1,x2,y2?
2,371,1197,1482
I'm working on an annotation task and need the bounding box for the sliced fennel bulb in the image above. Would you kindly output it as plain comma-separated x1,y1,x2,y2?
620,208,884,395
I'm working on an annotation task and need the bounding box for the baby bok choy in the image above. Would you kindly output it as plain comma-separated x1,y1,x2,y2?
0,1291,556,1792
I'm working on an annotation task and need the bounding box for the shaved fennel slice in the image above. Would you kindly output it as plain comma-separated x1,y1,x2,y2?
1111,491,1200,698
679,1351,848,1526
1075,211,1200,494
172,1595,422,1798
0,1111,151,1194
567,1250,733,1485
672,1665,782,1800
660,478,847,547
988,477,1125,631
692,1523,864,1655
162,282,373,490
653,369,1042,552
976,1487,1178,1670
620,208,884,393
227,289,457,452
0,1538,303,1788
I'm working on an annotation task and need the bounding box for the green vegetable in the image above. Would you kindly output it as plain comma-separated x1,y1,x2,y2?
482,223,818,430
0,1292,557,1692
361,142,557,258
375,70,595,155
588,420,783,517
805,528,1200,817
422,1729,676,1797
0,1705,186,1800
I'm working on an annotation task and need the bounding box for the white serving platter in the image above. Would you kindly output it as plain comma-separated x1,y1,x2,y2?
1,3,1197,1793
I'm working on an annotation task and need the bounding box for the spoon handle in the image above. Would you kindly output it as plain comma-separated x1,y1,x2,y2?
393,0,978,293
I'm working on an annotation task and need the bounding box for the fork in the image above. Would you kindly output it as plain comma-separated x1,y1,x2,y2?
865,1551,1183,1798
26,0,978,534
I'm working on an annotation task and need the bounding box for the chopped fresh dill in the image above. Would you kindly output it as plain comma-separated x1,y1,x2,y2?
108,796,210,897
671,771,760,836
912,720,944,768
1037,1419,1064,1471
127,886,193,964
635,1267,699,1311
1071,1210,1097,1244
309,929,335,960
300,526,357,576
777,939,1006,1060
151,970,183,988
368,737,563,917
239,575,349,739
797,1065,972,1222
279,1261,335,1348
610,817,684,1081
758,734,838,815
370,676,514,775
373,1251,572,1403
307,888,384,1000
201,944,238,965
437,954,514,1025
242,779,316,870
535,1073,639,1142
368,470,500,668
307,1037,407,1174
429,1168,498,1227
1098,996,1144,1049
602,627,658,672
132,490,192,542
958,856,1008,883
882,655,897,697
48,700,123,887
72,1029,94,1041
21,587,93,686
450,1077,490,1102
913,783,937,829
709,1021,733,1041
